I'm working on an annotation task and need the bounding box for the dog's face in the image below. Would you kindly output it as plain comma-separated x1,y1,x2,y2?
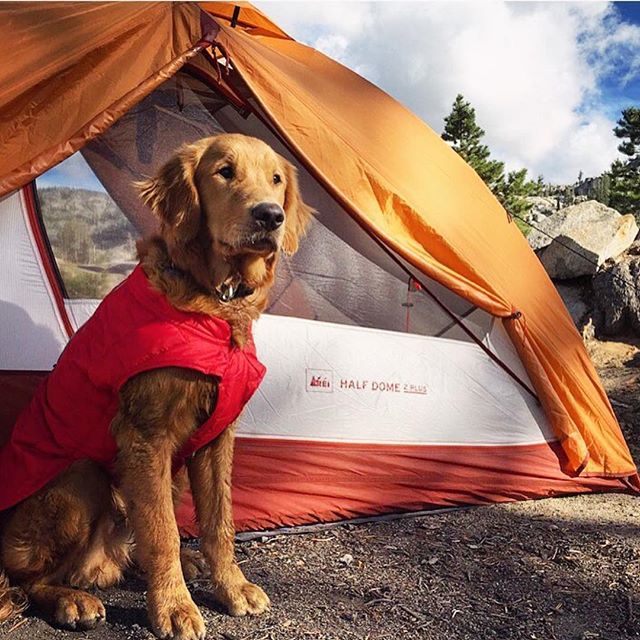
196,135,289,257
138,134,313,291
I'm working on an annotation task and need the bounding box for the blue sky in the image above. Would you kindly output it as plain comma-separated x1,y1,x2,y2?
600,2,640,119
40,1,640,189
38,153,105,192
618,1,640,22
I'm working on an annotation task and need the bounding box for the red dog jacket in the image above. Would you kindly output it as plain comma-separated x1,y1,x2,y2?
0,265,266,511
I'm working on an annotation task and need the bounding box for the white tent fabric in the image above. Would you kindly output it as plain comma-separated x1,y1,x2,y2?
0,190,68,370
245,314,553,446
24,289,553,447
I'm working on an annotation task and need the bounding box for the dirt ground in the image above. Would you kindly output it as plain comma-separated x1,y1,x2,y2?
3,337,640,640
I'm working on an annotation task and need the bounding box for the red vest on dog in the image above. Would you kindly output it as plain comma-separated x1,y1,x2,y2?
0,266,266,511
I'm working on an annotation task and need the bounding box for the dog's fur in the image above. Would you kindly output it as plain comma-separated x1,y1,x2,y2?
0,134,313,639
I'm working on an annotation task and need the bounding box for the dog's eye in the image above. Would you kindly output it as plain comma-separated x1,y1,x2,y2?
217,166,234,180
273,173,282,185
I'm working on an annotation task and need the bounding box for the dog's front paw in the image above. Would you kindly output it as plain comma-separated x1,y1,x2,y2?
149,589,205,640
54,590,106,630
214,578,270,616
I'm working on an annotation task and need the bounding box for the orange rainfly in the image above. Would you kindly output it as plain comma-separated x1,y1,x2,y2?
0,2,212,196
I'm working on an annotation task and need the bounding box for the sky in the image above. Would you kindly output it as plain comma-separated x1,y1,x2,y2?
256,0,640,184
40,1,640,189
38,152,105,191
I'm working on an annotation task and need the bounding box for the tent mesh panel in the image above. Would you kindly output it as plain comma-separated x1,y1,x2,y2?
36,67,491,341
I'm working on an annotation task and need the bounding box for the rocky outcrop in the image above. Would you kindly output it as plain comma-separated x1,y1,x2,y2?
593,242,640,336
524,196,558,223
556,281,590,330
528,200,638,279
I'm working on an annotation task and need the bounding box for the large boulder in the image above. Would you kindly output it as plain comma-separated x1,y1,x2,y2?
528,200,638,279
593,242,640,336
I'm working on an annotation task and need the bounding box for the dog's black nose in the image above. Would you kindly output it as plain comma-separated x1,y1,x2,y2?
251,203,284,231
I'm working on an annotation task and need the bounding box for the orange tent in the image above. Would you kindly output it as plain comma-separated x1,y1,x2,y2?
0,1,636,532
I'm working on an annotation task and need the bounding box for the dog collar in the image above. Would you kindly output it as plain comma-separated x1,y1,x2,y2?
164,263,254,303
215,280,254,303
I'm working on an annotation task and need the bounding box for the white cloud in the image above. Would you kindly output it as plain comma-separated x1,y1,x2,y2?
257,1,640,184
262,0,374,39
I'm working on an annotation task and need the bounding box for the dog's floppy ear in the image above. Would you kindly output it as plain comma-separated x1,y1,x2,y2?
136,144,204,243
282,160,314,255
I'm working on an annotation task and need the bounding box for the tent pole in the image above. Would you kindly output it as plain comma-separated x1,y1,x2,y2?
370,234,539,402
232,505,474,541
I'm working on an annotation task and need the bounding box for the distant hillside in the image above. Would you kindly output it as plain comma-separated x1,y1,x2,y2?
37,186,138,298
38,186,137,251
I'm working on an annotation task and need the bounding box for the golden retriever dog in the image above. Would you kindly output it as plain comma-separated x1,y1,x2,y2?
0,134,312,639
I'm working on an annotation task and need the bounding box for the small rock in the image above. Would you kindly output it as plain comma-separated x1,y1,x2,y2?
339,553,354,565
525,196,558,219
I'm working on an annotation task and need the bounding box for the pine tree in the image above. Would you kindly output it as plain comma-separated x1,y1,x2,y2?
614,107,640,157
442,94,543,233
609,107,640,218
501,169,539,217
442,94,504,192
499,169,544,235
